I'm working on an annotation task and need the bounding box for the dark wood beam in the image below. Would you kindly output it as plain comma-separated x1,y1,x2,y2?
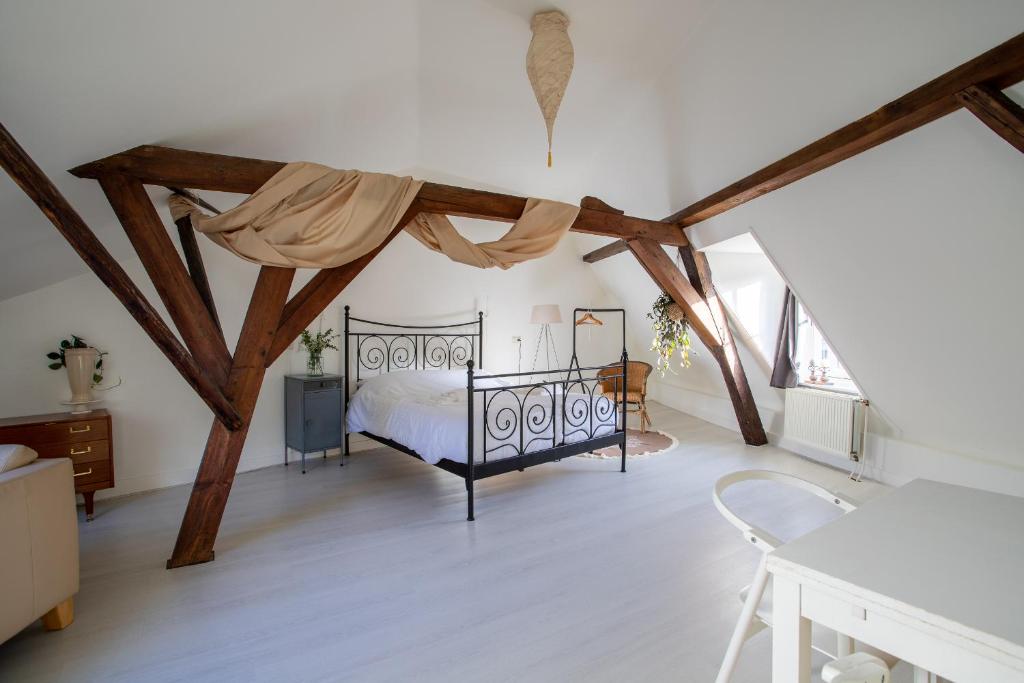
662,31,1024,227
98,174,233,387
956,84,1024,154
267,202,421,365
70,146,688,247
174,214,224,339
167,265,295,568
0,123,242,430
625,238,721,350
677,247,767,445
582,239,629,263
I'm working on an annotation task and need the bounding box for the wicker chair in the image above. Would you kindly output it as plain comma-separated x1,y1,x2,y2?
597,361,653,432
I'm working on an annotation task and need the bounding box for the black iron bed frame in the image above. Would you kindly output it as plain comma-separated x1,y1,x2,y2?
342,305,628,520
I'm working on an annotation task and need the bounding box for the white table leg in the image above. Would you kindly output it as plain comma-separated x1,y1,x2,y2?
772,574,811,683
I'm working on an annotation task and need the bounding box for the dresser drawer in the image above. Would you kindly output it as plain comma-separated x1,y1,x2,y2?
72,460,111,487
35,438,109,464
0,416,109,446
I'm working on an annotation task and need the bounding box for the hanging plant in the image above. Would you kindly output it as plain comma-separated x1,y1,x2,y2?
46,335,106,384
299,328,338,377
647,293,692,376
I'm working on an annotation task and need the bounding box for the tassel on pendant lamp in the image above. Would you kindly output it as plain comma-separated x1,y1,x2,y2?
527,10,573,168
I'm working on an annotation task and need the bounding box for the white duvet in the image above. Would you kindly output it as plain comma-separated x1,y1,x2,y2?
346,370,618,465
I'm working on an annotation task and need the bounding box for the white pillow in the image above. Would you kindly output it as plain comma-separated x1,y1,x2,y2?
0,444,39,473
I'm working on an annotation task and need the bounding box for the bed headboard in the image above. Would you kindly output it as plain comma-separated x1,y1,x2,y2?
343,306,483,386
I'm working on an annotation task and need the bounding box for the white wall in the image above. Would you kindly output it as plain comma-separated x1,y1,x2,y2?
0,215,619,499
635,0,1024,494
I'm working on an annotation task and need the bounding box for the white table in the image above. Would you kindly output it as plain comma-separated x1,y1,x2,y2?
768,479,1024,682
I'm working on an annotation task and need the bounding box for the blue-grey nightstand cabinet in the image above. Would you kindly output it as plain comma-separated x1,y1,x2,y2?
284,374,344,473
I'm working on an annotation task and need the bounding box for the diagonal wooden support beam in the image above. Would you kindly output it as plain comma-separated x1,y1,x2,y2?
167,265,295,568
626,238,767,445
0,123,242,430
663,31,1024,227
267,202,421,365
174,213,224,341
956,84,1024,154
677,247,767,445
98,174,232,387
584,32,1024,265
626,238,720,349
69,146,688,247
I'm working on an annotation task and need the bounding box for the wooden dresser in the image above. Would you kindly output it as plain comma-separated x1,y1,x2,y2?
0,409,113,520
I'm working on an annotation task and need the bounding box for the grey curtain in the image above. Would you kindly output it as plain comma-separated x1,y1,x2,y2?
770,288,800,389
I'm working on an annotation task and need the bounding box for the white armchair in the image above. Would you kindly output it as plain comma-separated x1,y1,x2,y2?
0,446,80,643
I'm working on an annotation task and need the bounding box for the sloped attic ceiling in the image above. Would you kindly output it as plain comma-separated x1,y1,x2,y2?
0,0,712,300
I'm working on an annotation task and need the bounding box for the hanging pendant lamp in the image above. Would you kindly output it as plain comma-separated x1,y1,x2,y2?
526,10,573,167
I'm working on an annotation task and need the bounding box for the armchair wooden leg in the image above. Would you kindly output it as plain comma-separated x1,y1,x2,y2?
41,597,74,631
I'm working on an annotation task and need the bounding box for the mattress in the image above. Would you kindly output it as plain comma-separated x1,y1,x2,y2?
346,369,618,465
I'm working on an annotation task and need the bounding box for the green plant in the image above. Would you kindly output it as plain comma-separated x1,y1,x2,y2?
46,335,106,384
647,293,692,377
299,328,339,356
299,328,338,376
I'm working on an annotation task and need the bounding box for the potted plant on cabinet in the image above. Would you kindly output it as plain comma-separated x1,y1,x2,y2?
299,328,338,377
46,335,106,412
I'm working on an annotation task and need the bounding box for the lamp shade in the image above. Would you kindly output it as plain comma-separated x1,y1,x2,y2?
530,304,562,324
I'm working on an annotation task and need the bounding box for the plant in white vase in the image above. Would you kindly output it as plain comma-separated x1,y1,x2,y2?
46,335,106,407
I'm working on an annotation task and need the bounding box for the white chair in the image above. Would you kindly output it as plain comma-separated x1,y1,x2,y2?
713,470,866,683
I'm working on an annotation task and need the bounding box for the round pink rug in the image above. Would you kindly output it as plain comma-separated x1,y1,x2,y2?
580,428,678,459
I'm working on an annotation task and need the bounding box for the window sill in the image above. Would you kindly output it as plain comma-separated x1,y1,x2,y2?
797,381,862,398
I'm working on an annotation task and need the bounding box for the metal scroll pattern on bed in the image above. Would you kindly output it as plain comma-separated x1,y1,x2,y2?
345,307,483,383
473,365,623,462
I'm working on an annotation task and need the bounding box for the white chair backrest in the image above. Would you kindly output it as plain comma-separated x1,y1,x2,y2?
712,470,858,552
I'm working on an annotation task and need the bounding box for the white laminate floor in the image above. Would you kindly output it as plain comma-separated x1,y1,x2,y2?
0,402,913,682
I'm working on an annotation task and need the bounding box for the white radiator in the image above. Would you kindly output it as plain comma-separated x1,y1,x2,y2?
784,388,867,460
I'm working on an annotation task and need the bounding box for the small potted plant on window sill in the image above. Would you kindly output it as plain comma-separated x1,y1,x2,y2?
647,293,693,377
299,328,339,377
46,335,107,411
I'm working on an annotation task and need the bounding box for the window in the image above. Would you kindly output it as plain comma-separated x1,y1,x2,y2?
793,303,858,394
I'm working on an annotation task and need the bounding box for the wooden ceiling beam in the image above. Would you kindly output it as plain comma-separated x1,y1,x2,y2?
662,31,1024,227
0,123,242,430
583,31,1024,265
98,174,233,387
956,84,1024,154
71,146,687,247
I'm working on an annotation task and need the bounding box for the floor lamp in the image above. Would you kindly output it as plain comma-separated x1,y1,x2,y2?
530,304,562,373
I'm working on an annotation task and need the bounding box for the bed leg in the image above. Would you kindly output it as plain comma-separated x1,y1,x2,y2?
466,478,475,521
341,432,348,467
620,435,627,473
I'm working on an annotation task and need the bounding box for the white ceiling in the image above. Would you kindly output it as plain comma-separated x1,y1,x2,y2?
0,0,711,300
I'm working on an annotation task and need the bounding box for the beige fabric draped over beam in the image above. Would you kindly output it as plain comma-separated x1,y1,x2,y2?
407,199,579,269
169,162,580,270
169,162,424,269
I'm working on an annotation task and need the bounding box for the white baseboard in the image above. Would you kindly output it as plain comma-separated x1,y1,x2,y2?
649,379,1024,497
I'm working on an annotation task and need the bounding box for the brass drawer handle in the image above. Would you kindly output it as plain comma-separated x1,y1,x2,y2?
73,468,93,478
70,446,92,456
69,425,91,434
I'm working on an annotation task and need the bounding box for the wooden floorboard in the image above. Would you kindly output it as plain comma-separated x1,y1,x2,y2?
0,403,915,682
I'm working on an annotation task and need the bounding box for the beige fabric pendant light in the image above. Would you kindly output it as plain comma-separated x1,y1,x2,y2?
526,10,573,167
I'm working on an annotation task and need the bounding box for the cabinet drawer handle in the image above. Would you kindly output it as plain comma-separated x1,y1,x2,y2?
69,425,91,434
73,468,93,478
70,446,92,456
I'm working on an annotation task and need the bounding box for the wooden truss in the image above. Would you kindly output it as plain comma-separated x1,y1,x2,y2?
583,31,1024,265
1,131,728,568
581,32,1024,446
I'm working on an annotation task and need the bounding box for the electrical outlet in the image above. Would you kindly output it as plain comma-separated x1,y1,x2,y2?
512,335,522,343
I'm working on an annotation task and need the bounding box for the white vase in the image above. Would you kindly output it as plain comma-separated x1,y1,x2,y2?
64,347,98,403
